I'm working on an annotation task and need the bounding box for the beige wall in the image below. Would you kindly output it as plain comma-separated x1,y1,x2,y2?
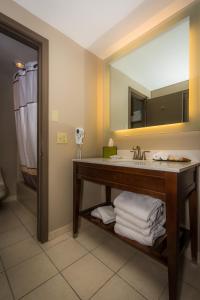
104,2,200,150
0,72,17,195
110,66,150,130
151,80,189,98
0,0,102,232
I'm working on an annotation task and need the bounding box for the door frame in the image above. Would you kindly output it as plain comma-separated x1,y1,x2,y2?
0,12,49,242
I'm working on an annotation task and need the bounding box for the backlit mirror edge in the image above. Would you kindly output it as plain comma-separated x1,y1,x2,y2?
104,1,200,137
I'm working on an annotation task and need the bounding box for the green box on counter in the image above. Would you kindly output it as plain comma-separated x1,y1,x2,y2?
103,146,117,158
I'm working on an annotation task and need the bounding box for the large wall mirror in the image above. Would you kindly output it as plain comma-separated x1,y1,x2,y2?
109,17,189,131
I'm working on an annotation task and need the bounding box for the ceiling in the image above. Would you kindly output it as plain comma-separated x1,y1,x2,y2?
111,18,189,91
0,33,37,76
14,0,195,59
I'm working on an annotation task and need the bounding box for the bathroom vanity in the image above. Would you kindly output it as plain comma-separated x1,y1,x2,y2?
73,158,199,300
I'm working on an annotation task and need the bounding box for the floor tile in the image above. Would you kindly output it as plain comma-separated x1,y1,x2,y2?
118,252,167,300
92,236,135,272
0,209,22,233
91,275,145,300
40,233,70,250
62,253,114,300
46,238,87,270
0,237,42,269
8,201,31,221
7,253,57,299
0,226,30,250
76,225,109,251
160,282,200,300
22,274,79,300
79,218,93,231
0,272,13,300
182,258,200,291
22,217,37,236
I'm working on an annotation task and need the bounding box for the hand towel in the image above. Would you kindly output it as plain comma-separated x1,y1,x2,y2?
114,191,163,222
114,207,165,229
114,223,166,246
91,206,115,224
91,208,102,220
153,152,168,161
116,215,165,236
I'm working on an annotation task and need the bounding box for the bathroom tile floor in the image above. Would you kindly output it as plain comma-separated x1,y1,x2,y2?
0,201,200,300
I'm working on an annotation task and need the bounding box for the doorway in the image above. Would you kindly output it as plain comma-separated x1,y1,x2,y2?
0,13,49,242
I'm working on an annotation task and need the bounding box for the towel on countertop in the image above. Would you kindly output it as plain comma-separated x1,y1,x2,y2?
116,215,165,236
114,207,165,229
114,191,164,223
153,152,168,161
114,223,166,246
91,206,115,224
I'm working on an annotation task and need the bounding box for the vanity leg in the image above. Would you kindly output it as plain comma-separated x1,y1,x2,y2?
105,186,111,204
166,174,180,300
73,162,82,238
189,189,198,263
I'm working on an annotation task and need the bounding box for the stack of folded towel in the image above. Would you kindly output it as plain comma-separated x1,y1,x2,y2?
91,205,115,224
114,191,166,246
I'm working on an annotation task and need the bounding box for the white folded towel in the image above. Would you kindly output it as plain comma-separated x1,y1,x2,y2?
116,215,165,236
153,152,168,161
91,206,115,224
114,223,166,246
132,110,142,122
114,191,164,223
114,207,165,229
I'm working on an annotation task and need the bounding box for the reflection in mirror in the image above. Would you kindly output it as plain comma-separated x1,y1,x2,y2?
110,17,189,130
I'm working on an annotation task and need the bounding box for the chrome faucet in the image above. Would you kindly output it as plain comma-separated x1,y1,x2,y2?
130,146,150,160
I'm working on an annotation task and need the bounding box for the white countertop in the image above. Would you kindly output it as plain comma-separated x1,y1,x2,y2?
73,157,200,173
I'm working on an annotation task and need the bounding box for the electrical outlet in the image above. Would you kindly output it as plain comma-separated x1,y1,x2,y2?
56,132,67,144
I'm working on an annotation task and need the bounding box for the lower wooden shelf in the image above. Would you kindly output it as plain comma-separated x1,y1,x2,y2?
79,204,190,267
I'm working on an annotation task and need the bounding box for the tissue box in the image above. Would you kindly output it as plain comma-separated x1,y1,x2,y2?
103,146,117,158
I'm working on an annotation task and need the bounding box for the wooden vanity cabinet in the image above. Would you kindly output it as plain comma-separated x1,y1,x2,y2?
73,160,198,300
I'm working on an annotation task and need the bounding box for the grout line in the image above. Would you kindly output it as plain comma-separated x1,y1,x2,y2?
6,204,36,237
0,235,30,252
89,249,148,300
117,272,149,300
38,242,84,300
45,247,89,272
88,272,116,300
182,280,200,293
0,224,23,235
60,272,82,300
2,250,43,272
0,256,16,300
18,273,59,300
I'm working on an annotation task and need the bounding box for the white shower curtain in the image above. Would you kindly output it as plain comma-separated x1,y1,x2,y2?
13,61,38,190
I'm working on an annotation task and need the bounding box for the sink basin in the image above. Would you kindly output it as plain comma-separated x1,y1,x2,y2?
109,158,149,164
114,160,151,166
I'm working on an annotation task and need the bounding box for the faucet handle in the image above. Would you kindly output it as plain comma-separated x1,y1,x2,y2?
141,151,150,160
130,148,137,159
131,146,137,151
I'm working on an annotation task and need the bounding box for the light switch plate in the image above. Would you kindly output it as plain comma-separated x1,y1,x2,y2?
56,132,67,144
52,110,59,122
